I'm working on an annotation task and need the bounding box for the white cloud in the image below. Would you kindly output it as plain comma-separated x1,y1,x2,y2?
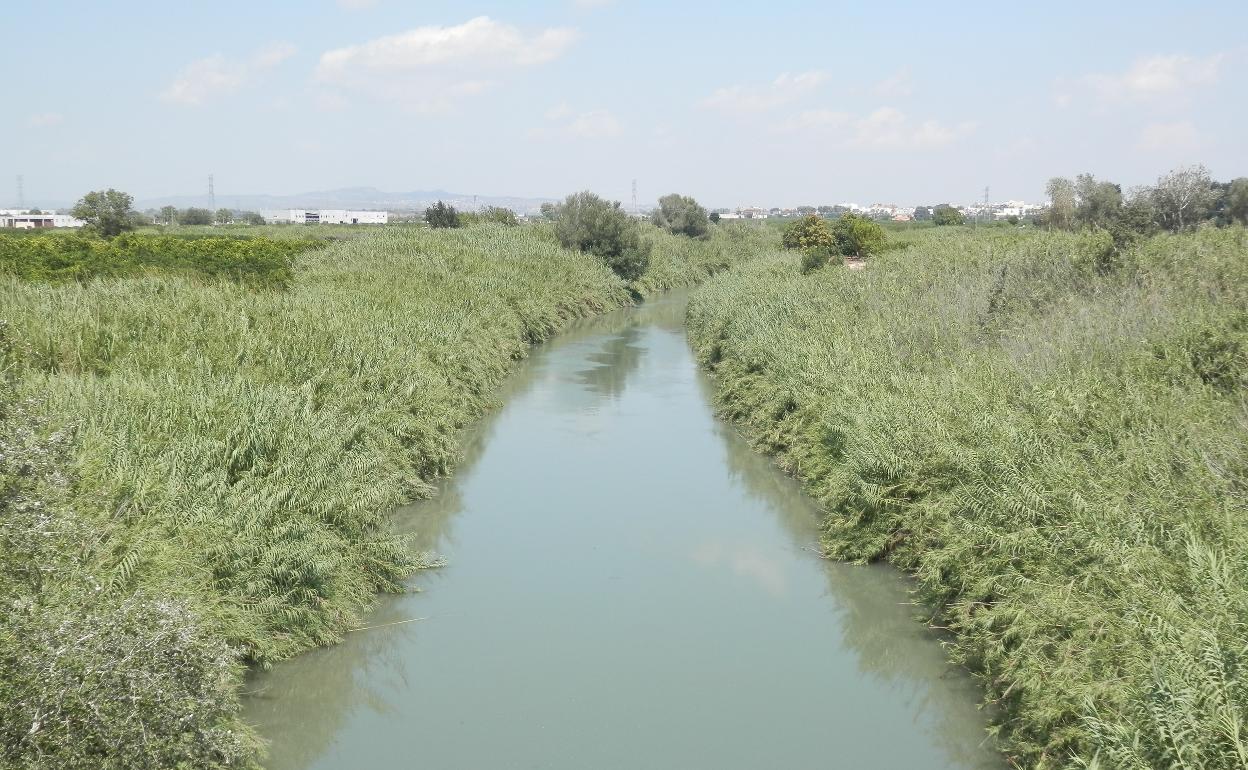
1136,120,1201,151
566,109,621,138
701,71,827,115
162,42,296,105
1083,53,1224,99
314,16,577,112
851,107,975,149
874,68,914,98
27,112,64,128
774,109,850,133
534,104,621,139
774,106,975,150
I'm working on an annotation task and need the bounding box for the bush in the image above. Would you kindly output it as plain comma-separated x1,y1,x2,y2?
0,232,318,288
781,215,835,252
461,206,518,227
932,205,965,226
553,191,651,281
424,201,460,229
651,193,709,238
829,213,886,259
179,208,214,226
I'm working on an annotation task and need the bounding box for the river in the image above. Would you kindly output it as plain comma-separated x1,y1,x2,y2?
244,291,1001,769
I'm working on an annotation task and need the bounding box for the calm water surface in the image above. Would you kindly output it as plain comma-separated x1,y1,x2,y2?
245,292,1001,770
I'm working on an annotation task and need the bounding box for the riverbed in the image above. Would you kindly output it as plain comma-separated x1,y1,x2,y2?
245,291,1000,769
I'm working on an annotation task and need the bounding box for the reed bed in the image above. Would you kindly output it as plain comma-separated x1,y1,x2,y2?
0,223,749,769
687,225,1248,768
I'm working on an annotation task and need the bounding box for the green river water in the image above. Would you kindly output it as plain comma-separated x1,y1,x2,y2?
245,292,1001,769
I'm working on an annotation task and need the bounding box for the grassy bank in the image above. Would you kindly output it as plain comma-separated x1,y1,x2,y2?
0,222,759,769
687,226,1248,767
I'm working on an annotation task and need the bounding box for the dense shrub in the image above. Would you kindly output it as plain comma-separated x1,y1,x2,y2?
932,204,965,226
179,207,214,226
424,201,460,229
829,213,886,259
0,232,317,288
651,193,709,238
783,214,885,271
553,191,652,281
781,214,834,252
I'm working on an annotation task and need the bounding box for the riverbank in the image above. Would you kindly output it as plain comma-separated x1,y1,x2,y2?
0,223,767,769
245,290,1000,770
686,225,1248,767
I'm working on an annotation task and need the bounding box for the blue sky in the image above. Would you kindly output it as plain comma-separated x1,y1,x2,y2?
2,0,1244,208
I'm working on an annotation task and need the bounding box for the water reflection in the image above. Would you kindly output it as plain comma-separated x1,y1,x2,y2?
245,292,999,770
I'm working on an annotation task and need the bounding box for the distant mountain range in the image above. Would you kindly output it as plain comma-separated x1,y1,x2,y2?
133,187,560,215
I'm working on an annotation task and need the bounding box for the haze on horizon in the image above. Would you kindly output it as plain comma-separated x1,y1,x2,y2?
2,0,1245,209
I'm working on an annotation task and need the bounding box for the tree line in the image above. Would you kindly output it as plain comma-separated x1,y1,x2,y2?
424,192,712,282
1042,164,1247,235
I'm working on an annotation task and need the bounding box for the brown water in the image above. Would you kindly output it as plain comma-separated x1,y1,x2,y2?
244,292,1001,770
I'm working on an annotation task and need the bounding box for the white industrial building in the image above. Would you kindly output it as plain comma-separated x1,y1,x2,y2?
0,209,85,229
266,209,388,225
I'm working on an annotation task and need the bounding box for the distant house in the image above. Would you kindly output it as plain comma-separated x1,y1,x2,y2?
0,209,85,229
279,209,389,225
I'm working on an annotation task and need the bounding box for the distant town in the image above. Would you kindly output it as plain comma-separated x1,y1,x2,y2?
0,198,1046,229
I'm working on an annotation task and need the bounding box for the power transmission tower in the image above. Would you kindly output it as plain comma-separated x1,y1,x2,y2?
208,174,215,211
16,175,24,209
631,179,638,215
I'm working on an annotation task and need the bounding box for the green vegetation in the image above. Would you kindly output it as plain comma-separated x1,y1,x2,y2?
651,193,710,239
179,207,214,226
71,189,137,238
0,218,755,769
932,204,965,226
424,200,461,228
0,231,318,288
1042,165,1248,236
552,190,652,281
687,225,1248,767
781,213,888,272
460,206,519,227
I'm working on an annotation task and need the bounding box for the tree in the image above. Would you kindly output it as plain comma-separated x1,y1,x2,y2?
932,204,965,226
830,213,886,259
244,211,266,226
1075,173,1123,228
214,208,232,225
709,212,721,224
553,191,651,281
1227,178,1248,226
178,207,213,226
539,202,559,221
159,205,177,225
913,206,932,222
651,193,709,238
425,200,460,228
781,214,835,252
71,189,136,237
1152,165,1214,231
1045,177,1076,230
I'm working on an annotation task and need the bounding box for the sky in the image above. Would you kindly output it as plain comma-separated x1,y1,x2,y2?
2,0,1245,208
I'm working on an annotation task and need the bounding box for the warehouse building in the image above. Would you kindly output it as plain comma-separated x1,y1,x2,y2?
273,209,389,225
0,209,85,229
